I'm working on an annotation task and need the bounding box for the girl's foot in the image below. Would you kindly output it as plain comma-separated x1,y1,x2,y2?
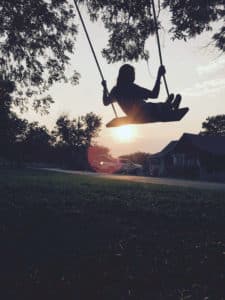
172,94,182,110
166,93,174,104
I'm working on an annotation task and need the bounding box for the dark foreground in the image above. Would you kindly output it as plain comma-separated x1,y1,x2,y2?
0,169,225,299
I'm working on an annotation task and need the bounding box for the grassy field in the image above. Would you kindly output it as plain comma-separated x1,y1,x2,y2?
0,168,225,299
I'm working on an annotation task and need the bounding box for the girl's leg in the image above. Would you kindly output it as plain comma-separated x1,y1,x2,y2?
144,102,171,119
136,102,161,121
165,93,174,104
172,94,182,110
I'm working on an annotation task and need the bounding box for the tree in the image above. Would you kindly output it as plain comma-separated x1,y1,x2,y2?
22,122,52,163
0,80,28,161
200,115,225,136
83,112,102,146
0,111,28,161
0,78,55,164
52,112,102,169
53,112,102,148
0,0,79,112
79,0,225,62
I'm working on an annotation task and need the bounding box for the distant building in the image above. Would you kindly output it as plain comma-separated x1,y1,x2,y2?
149,133,225,181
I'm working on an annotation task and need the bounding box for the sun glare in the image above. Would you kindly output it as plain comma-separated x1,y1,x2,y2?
112,125,137,142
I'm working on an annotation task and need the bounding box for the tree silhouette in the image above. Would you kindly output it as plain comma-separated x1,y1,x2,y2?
21,122,52,163
0,0,79,112
0,79,27,161
80,0,224,62
54,113,102,148
82,112,102,147
200,115,225,136
52,113,102,169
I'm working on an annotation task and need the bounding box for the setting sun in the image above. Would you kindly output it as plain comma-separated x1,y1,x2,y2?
112,125,137,142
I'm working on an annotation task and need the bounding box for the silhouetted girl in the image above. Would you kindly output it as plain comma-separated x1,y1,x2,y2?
102,64,181,121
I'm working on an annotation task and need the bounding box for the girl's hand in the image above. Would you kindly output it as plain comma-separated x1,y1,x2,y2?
158,65,166,77
101,80,107,90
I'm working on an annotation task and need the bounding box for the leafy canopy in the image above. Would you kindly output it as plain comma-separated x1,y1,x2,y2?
79,0,224,62
0,0,79,112
200,115,225,136
0,0,224,112
53,112,102,148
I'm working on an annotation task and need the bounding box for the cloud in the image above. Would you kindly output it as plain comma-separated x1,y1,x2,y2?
182,78,225,97
197,57,225,76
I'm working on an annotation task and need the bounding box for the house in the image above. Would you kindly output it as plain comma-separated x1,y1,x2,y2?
149,133,225,181
149,141,178,177
0,156,10,167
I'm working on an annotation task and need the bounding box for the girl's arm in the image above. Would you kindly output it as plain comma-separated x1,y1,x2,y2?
102,80,113,106
149,65,166,98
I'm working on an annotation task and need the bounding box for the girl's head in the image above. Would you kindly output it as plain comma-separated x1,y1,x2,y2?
117,64,135,86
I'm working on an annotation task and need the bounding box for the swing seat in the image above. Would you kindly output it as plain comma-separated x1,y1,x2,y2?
106,107,189,128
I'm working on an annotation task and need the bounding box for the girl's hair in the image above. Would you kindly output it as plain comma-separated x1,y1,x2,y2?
116,64,135,87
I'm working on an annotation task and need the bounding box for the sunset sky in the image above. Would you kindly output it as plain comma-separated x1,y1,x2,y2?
19,8,225,157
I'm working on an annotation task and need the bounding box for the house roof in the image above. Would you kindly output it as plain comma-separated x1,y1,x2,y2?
178,133,225,155
150,133,225,158
150,141,177,158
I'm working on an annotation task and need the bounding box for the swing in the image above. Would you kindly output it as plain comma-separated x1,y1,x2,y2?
74,0,189,128
106,108,189,127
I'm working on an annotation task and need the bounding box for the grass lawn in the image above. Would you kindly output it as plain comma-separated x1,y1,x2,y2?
0,168,225,299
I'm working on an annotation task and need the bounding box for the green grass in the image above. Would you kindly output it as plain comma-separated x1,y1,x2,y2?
0,168,225,299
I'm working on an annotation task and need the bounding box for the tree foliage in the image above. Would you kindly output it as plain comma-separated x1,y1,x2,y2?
80,0,225,62
53,112,102,148
0,0,79,112
0,110,28,160
0,80,27,159
51,112,102,169
200,115,225,136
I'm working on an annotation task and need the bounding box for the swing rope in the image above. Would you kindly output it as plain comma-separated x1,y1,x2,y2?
150,0,170,97
73,0,118,118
